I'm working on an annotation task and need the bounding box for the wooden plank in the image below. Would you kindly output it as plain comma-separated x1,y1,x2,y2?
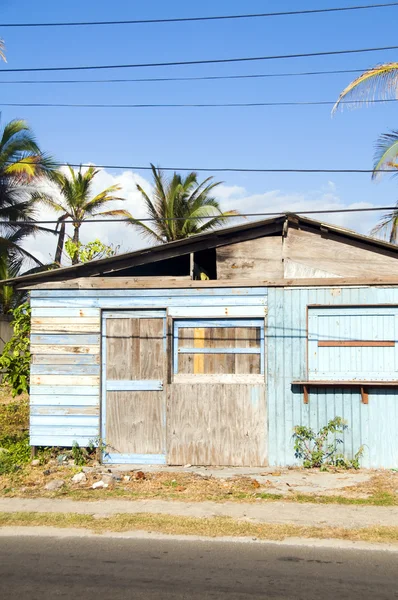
30,375,100,386
168,383,267,466
31,307,99,318
284,227,398,279
31,288,267,297
106,318,139,380
360,387,369,404
30,364,100,376
31,317,100,333
30,435,94,447
30,334,100,345
25,276,398,290
103,453,166,465
30,425,99,436
106,391,165,455
318,340,395,347
303,385,309,405
177,347,261,354
168,306,267,318
173,374,264,384
216,237,283,280
193,327,205,374
30,415,99,427
106,380,163,391
139,318,164,380
293,380,398,386
30,385,99,396
31,406,99,416
30,344,100,355
30,395,99,406
31,354,100,365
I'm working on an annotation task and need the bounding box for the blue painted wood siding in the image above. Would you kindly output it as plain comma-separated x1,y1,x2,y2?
308,306,398,381
267,287,398,468
30,288,267,448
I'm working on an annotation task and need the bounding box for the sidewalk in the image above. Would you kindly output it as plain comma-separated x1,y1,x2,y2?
1,497,397,529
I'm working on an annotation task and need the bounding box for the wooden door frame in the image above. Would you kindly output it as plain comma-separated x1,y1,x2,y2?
101,309,167,465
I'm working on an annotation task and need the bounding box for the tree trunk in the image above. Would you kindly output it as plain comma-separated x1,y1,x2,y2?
71,224,80,265
54,222,66,266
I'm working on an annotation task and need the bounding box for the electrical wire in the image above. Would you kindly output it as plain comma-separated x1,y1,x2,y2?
0,68,370,85
0,99,396,109
1,44,398,73
14,162,397,173
1,2,397,27
2,206,398,225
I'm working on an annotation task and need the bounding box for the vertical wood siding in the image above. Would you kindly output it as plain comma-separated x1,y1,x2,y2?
267,286,398,468
30,288,267,448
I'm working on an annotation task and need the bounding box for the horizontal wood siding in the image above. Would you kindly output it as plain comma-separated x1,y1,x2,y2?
267,286,398,469
30,309,101,447
30,288,267,449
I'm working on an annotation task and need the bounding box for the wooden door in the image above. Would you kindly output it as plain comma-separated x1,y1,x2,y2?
102,311,166,464
169,319,267,466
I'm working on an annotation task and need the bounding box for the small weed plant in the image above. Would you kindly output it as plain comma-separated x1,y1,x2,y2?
293,416,364,469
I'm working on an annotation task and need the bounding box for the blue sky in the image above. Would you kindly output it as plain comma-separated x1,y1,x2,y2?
1,0,398,261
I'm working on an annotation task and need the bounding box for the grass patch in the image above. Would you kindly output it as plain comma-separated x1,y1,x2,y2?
0,511,397,544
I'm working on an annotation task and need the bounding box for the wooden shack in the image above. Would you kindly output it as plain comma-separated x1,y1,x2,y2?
7,214,398,467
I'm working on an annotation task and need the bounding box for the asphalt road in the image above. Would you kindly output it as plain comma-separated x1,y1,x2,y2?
0,534,397,599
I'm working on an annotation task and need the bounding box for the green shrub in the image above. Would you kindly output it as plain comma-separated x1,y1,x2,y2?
0,302,31,396
293,417,364,469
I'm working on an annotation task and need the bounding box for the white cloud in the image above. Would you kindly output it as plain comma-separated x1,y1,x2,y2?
20,168,383,267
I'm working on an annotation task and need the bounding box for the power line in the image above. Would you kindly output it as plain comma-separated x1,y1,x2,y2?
1,2,397,27
0,68,369,85
0,99,396,109
1,44,398,73
1,207,397,225
13,161,397,174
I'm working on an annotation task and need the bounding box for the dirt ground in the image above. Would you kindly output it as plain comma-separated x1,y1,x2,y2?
1,462,397,505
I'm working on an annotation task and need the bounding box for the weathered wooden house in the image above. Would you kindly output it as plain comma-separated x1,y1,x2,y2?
7,213,398,468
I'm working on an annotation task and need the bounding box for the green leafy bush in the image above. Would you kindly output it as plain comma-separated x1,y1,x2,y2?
0,302,31,396
0,398,30,474
293,417,364,469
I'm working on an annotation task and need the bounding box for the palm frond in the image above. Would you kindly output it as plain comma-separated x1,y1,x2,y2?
0,39,6,63
372,130,398,179
92,209,132,219
127,217,164,243
332,63,398,114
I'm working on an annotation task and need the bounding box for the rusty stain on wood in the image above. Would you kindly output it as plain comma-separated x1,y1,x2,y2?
30,344,100,355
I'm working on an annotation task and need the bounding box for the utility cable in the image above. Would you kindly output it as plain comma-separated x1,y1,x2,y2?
2,206,398,225
11,161,397,173
0,68,368,85
1,44,398,73
0,98,396,109
1,3,397,27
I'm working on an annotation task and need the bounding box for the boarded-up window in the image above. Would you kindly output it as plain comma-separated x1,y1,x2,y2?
308,306,398,381
173,319,264,375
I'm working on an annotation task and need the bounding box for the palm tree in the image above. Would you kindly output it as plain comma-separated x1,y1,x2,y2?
0,254,28,313
129,164,239,244
31,165,130,264
0,119,55,264
332,64,398,242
